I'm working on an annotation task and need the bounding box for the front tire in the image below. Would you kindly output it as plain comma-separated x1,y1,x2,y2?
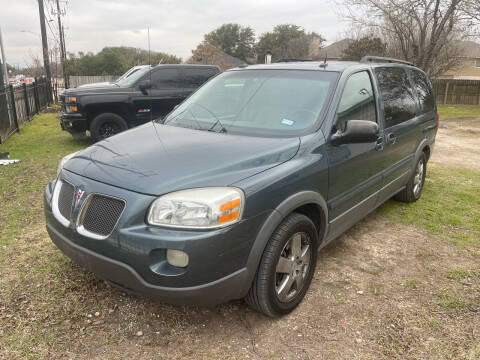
395,152,427,203
90,113,128,142
246,213,318,317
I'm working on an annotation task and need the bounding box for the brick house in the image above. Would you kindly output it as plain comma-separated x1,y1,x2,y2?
438,41,480,80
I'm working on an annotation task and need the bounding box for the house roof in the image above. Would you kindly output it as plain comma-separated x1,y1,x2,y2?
196,50,246,67
318,39,353,59
219,51,247,67
455,40,480,58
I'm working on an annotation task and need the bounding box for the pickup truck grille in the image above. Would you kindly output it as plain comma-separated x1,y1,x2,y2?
79,194,125,237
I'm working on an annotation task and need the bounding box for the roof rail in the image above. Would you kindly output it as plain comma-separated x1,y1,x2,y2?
275,58,313,63
360,56,414,66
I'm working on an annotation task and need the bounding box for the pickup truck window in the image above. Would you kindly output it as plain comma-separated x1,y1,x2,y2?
150,68,183,89
336,71,376,132
116,67,150,87
184,68,218,87
375,67,416,128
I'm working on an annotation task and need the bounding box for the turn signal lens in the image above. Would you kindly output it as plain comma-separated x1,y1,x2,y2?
147,187,245,229
218,210,239,224
69,97,77,103
220,199,241,212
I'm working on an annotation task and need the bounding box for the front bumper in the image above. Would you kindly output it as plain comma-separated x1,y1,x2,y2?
46,222,249,305
44,171,269,305
60,112,88,134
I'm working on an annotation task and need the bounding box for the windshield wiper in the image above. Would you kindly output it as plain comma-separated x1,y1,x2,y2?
207,118,227,133
187,102,227,133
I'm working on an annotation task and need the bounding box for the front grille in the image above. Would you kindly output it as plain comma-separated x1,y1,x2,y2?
81,195,125,237
57,181,74,220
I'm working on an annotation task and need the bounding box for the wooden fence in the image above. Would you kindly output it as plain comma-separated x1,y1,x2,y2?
69,75,117,88
432,79,480,105
0,77,51,144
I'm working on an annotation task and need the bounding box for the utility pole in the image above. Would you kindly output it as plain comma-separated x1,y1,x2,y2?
0,27,9,86
37,0,52,95
0,26,13,128
56,0,68,89
0,34,5,93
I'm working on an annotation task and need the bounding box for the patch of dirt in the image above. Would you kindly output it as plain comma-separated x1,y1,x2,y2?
430,117,480,171
1,215,479,360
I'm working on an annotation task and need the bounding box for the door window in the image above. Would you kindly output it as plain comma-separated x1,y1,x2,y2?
411,69,435,113
374,67,416,128
184,68,218,87
336,71,376,132
150,68,182,89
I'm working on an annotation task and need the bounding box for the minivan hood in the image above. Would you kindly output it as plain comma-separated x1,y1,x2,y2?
65,123,300,196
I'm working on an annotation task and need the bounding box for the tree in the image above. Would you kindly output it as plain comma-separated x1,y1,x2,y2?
204,23,255,62
340,0,480,77
256,25,325,62
341,37,387,61
65,47,181,76
186,41,235,71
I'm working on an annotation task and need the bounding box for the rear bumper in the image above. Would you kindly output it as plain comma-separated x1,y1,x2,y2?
46,222,249,305
60,112,88,134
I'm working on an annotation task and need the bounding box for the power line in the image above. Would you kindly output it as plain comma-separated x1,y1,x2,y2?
54,0,68,88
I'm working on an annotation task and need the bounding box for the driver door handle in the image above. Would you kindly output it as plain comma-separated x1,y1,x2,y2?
375,137,384,151
386,133,396,144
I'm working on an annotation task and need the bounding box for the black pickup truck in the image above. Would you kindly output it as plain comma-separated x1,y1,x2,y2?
60,64,220,141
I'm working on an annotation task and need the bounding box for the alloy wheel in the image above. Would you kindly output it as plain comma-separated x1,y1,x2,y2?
413,159,424,196
275,232,311,302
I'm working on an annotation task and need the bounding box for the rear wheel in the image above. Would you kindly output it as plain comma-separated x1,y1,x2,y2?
395,152,427,202
90,113,128,142
246,213,318,317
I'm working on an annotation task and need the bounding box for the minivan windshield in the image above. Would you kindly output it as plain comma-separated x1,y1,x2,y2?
116,66,151,87
161,69,338,137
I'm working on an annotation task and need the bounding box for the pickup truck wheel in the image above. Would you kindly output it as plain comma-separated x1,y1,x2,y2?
90,113,128,142
246,213,318,317
394,152,427,203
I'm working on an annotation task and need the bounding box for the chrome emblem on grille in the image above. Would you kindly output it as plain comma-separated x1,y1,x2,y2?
75,189,85,206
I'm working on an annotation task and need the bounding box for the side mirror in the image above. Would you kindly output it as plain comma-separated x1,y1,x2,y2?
138,80,152,94
331,120,379,145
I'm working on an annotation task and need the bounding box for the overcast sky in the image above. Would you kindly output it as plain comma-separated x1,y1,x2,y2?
1,0,347,67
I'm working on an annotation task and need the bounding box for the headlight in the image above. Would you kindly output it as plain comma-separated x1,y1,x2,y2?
64,97,78,113
57,151,80,176
147,187,244,229
65,105,78,113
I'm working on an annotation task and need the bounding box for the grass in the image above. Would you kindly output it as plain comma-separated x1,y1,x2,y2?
435,290,471,310
0,112,90,249
380,165,480,248
445,268,480,281
437,104,480,119
1,109,479,359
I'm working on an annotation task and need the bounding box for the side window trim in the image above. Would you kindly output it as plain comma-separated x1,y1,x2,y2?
332,69,379,133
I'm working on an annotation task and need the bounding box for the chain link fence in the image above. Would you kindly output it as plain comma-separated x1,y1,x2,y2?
0,77,51,144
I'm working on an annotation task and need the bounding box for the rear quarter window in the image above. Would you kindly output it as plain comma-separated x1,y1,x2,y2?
374,67,416,128
411,69,435,113
184,68,219,87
